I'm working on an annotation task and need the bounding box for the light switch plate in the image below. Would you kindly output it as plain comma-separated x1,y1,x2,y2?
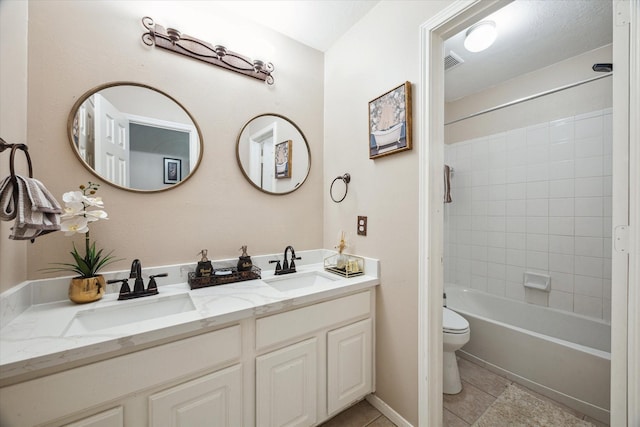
357,216,367,236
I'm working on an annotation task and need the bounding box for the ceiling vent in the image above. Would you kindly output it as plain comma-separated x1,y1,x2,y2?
444,51,464,71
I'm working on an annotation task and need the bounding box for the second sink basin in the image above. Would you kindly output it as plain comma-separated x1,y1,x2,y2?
263,270,339,292
64,293,196,336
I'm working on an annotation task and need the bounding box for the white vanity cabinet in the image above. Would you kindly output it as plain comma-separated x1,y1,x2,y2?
256,338,318,427
254,290,374,426
148,364,243,427
0,286,376,427
0,325,242,426
65,407,124,427
327,318,373,416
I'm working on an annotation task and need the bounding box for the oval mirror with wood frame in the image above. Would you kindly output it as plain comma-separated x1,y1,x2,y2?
236,114,311,195
67,82,203,193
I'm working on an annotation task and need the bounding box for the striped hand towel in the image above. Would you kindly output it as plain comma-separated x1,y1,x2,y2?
0,175,62,240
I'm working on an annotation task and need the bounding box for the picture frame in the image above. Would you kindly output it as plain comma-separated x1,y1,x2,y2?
274,139,292,179
163,157,182,184
368,81,412,159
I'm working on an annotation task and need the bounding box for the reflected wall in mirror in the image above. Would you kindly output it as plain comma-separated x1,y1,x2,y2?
236,114,311,195
68,82,203,192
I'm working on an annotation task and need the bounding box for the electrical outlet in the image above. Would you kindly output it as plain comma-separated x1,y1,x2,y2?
357,216,367,236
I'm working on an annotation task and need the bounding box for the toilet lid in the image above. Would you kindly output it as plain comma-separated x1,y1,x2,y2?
443,307,469,333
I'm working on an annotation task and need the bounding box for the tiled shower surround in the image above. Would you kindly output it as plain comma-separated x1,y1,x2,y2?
444,108,612,322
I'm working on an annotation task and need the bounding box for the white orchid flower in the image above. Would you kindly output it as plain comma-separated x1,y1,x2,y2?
60,217,89,236
47,182,120,280
62,191,84,204
83,196,104,208
85,209,108,222
61,202,84,219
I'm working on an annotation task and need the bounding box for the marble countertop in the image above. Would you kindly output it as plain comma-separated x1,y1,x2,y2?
0,250,379,385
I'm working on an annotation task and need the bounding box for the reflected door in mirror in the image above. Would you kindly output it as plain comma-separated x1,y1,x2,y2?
68,83,203,193
237,114,310,195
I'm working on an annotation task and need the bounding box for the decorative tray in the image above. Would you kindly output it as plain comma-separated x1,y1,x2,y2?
188,265,261,289
324,253,364,278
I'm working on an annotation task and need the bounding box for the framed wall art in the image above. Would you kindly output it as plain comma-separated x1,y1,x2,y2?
163,157,182,184
368,81,412,159
274,139,292,179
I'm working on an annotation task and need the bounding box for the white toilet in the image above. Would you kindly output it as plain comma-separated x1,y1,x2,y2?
443,307,470,394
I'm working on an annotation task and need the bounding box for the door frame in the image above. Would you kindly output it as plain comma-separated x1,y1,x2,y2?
417,1,639,426
125,113,199,172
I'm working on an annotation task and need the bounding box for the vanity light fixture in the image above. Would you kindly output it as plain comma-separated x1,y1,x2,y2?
141,16,275,85
214,45,227,58
463,21,497,53
166,27,181,44
253,60,265,73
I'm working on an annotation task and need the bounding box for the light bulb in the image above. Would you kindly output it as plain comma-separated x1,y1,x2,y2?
464,21,497,53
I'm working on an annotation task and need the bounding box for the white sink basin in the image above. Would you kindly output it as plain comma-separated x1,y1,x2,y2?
64,293,196,336
264,271,339,292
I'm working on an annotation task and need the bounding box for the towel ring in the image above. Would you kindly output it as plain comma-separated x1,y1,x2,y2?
1,137,33,180
1,138,37,243
9,143,33,180
330,173,350,203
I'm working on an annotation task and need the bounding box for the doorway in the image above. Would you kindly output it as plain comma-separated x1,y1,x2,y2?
417,1,637,426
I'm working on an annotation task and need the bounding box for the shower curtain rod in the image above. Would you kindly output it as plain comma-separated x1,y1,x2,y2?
444,73,613,126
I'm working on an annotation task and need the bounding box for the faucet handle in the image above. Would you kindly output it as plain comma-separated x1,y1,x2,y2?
147,273,167,294
290,256,301,270
269,260,282,271
108,278,131,299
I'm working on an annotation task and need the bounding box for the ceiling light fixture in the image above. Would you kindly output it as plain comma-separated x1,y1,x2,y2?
464,21,497,53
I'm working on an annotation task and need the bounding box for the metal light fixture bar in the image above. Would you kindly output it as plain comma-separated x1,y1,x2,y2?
141,16,274,85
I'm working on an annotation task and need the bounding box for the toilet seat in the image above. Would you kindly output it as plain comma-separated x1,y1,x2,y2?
443,307,469,334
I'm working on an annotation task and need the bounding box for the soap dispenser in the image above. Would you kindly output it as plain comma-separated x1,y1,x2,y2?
237,245,253,271
196,249,213,277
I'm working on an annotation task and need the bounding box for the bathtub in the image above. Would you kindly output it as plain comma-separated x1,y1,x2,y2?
445,286,610,424
371,122,404,147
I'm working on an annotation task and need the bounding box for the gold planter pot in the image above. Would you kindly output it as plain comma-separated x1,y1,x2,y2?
68,275,106,304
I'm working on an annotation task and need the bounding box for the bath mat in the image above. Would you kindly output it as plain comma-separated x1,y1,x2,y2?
472,384,594,427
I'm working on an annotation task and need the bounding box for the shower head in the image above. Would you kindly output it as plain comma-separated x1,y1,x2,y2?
592,63,613,72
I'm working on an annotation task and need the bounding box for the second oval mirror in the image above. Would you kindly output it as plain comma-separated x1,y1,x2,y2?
236,114,311,195
68,82,203,192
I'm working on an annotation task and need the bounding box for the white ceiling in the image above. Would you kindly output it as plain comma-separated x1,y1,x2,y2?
444,0,613,101
214,0,381,52
218,0,612,101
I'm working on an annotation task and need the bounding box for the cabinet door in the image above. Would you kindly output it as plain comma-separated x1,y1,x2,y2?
148,364,242,427
65,407,124,427
327,318,372,416
256,338,317,427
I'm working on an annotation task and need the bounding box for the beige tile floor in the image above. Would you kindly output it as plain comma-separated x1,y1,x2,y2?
444,356,609,427
321,356,609,427
319,399,396,427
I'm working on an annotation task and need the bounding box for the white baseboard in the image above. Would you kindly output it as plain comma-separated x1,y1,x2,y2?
365,394,413,427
